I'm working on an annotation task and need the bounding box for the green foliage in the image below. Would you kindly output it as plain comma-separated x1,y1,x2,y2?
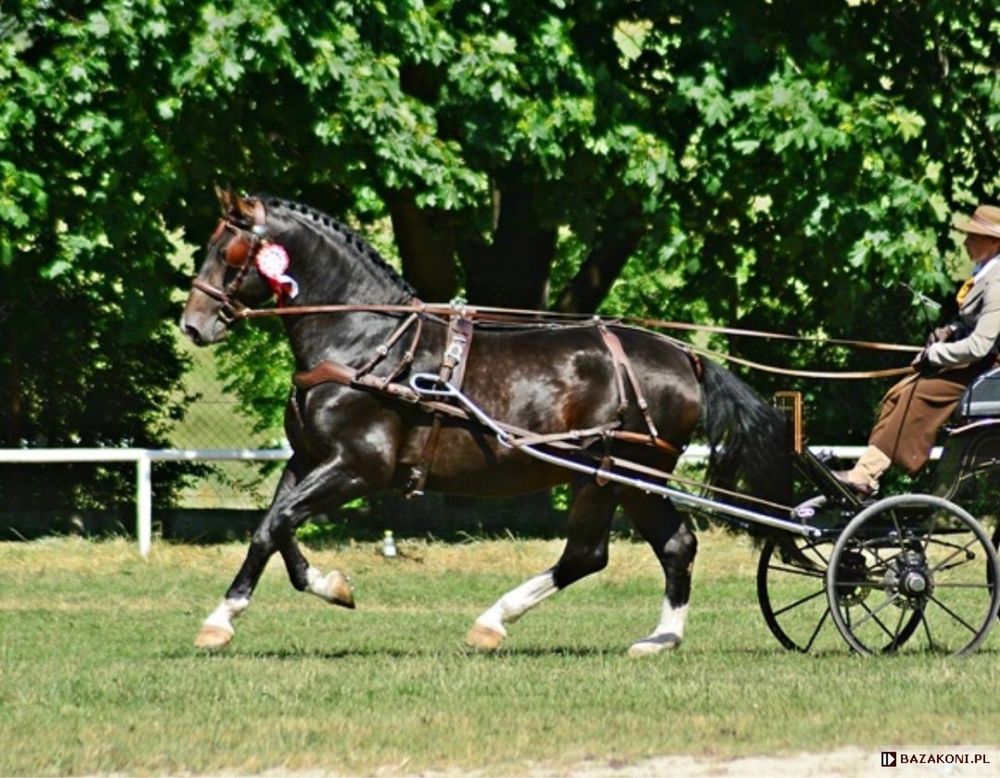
1,0,997,500
0,1,202,508
596,0,998,440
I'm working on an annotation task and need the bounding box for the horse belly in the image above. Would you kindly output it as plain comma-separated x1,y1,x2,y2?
399,427,569,497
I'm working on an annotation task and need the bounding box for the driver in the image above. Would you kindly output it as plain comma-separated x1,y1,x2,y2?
837,204,1000,497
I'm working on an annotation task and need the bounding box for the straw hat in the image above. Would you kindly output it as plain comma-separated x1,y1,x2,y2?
954,204,1000,238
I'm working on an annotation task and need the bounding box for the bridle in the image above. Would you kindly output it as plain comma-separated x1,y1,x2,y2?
190,199,269,326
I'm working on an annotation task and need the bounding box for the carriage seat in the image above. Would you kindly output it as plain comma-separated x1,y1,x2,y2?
953,366,1000,421
934,366,1000,500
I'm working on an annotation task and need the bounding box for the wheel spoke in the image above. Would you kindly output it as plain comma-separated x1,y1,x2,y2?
887,509,907,554
842,592,903,631
858,599,898,641
928,537,979,575
773,587,826,618
921,610,936,652
803,542,830,567
926,593,979,636
803,607,831,652
834,579,889,590
891,605,909,648
768,564,825,580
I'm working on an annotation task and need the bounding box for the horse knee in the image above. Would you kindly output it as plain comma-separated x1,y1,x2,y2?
554,544,608,588
663,529,697,573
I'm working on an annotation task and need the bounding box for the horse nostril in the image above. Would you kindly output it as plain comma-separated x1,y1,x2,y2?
183,324,205,346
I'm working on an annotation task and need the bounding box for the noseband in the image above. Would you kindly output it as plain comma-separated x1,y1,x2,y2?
191,200,269,325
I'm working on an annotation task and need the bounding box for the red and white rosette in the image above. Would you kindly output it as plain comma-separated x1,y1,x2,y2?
255,242,299,301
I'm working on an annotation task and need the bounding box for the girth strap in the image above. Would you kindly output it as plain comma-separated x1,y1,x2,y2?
411,314,475,497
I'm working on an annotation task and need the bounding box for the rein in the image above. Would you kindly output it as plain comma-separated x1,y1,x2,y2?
191,282,919,380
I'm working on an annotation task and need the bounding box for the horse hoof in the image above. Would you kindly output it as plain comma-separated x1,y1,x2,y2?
194,625,234,650
627,634,681,657
317,570,355,609
466,622,505,651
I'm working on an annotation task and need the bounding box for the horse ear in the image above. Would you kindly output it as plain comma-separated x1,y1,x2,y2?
215,186,257,222
216,185,242,217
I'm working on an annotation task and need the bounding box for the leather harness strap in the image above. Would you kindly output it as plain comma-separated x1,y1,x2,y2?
410,314,475,496
354,312,424,388
597,323,661,446
292,314,687,487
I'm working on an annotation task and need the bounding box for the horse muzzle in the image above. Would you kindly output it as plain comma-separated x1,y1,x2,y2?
181,279,243,345
180,310,231,346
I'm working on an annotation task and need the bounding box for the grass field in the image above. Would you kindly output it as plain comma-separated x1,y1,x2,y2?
2,530,1000,776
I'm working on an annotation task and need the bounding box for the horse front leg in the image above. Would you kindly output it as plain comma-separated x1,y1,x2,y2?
194,453,383,650
467,481,617,651
278,539,355,608
621,492,696,656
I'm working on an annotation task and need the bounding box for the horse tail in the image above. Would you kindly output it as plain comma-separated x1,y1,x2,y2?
699,359,792,515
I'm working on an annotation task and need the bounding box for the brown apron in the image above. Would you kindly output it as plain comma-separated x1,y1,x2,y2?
869,358,995,474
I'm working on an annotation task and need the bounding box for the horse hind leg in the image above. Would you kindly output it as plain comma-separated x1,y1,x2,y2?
467,481,616,651
621,492,696,657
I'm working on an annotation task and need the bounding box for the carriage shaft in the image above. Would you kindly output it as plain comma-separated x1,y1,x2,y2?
515,442,823,538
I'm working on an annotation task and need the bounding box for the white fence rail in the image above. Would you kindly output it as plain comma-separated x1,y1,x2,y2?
0,448,292,557
2,444,940,557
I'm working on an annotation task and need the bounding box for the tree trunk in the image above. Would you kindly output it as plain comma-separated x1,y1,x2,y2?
387,188,459,302
459,181,557,309
553,217,644,314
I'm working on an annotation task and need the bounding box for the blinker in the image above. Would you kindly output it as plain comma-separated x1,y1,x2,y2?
225,236,252,267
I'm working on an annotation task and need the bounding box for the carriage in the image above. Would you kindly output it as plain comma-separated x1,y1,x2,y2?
748,376,1000,657
182,192,1000,657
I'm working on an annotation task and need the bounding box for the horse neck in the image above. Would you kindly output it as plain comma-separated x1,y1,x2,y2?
278,223,416,368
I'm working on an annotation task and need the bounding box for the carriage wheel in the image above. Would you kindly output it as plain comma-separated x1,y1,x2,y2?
758,535,922,653
757,536,834,652
826,494,1000,656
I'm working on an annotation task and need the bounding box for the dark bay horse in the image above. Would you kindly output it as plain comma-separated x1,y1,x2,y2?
180,191,789,656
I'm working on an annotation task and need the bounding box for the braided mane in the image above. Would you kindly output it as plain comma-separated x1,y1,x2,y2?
261,196,417,297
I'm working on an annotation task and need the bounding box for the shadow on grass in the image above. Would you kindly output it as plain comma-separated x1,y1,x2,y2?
163,639,1000,662
165,643,621,661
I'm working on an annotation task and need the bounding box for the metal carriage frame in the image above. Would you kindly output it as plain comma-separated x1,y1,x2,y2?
410,372,1000,657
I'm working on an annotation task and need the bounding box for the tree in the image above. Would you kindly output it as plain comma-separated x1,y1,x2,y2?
599,0,998,439
0,1,199,508
180,0,996,441
0,0,996,512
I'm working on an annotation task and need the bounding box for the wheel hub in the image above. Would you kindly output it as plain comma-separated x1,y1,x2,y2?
884,549,933,604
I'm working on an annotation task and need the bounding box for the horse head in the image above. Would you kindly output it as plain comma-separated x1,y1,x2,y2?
181,188,285,345
181,190,418,347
